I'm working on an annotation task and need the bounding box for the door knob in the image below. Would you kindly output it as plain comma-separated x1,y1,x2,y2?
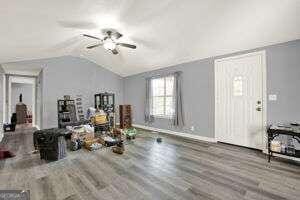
256,107,262,111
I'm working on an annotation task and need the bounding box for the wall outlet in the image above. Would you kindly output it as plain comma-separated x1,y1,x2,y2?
190,126,195,131
269,94,277,101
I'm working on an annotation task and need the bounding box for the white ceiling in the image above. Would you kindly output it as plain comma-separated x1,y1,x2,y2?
0,0,300,77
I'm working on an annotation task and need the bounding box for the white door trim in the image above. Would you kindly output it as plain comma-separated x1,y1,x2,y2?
2,74,6,124
8,76,36,127
214,50,267,150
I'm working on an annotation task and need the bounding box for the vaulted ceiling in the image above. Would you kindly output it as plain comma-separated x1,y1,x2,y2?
0,0,300,76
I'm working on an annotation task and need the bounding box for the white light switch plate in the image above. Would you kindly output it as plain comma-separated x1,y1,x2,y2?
269,94,277,101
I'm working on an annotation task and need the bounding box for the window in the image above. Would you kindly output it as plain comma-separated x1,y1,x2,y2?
233,76,243,96
151,75,175,118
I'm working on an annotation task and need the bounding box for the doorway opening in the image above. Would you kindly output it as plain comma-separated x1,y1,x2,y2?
7,76,36,129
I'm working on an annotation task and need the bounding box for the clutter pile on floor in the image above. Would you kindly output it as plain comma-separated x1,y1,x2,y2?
33,125,138,161
67,124,137,154
33,95,139,161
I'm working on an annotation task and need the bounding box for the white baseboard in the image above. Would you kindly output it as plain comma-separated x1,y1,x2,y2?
132,124,216,143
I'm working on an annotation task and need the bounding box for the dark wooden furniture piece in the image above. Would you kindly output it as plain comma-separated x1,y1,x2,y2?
57,99,76,128
16,103,27,124
94,93,115,112
15,94,27,124
267,124,300,162
119,105,132,129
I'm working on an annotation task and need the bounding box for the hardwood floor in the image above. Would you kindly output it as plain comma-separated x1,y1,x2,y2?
0,127,299,200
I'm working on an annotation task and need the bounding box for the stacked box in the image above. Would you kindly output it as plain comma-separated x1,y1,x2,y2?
16,103,27,124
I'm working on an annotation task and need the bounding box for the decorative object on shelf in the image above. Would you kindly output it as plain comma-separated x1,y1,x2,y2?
119,105,132,129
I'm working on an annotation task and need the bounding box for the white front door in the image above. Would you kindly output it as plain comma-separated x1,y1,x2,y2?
215,51,266,149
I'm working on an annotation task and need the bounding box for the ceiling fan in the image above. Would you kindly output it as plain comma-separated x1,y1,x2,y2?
83,30,136,54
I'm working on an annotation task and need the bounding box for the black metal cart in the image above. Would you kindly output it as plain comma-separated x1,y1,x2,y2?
267,124,300,162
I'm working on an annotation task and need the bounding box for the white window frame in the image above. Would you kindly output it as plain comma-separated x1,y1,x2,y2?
151,75,174,119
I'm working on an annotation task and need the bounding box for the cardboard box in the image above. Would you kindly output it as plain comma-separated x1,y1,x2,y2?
91,114,107,125
71,132,94,141
82,132,94,141
84,138,100,150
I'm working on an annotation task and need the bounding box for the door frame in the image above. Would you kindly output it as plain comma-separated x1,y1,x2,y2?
214,50,267,150
8,76,36,127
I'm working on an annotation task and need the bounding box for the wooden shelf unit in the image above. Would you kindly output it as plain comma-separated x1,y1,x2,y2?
119,105,132,129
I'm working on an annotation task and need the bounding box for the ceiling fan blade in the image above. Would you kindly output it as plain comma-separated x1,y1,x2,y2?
86,44,102,49
82,34,101,40
111,49,119,54
58,21,97,29
117,43,136,49
112,32,122,39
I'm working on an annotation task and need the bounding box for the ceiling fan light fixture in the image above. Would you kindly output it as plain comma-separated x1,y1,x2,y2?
103,38,116,50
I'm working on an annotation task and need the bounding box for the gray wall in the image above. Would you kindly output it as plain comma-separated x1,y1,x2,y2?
124,40,300,139
41,56,124,128
11,83,33,114
0,40,299,139
124,58,215,138
36,70,43,129
266,41,300,124
0,56,124,129
0,66,4,140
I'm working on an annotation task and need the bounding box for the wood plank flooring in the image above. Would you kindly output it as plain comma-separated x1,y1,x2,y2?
0,127,299,200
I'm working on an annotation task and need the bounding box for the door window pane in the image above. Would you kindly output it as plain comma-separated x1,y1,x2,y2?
233,76,243,96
